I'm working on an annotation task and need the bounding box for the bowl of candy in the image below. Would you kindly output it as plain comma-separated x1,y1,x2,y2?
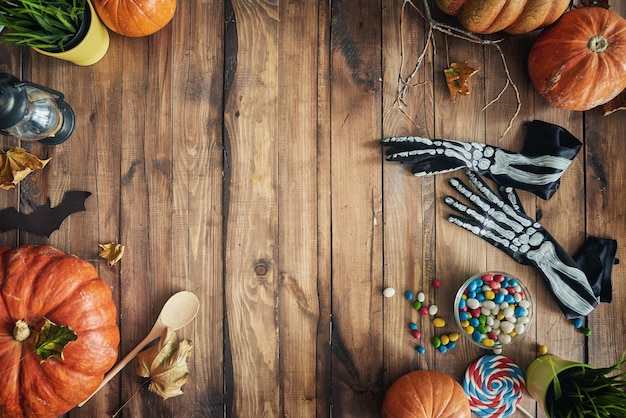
454,272,533,350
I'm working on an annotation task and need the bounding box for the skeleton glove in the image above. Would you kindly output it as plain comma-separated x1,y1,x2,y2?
383,120,581,200
445,170,599,319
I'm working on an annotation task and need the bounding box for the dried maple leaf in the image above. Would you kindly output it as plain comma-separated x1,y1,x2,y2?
0,147,51,190
137,327,192,400
603,89,626,116
98,242,125,266
444,62,479,103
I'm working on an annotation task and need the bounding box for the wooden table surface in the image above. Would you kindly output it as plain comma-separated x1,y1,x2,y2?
1,1,625,417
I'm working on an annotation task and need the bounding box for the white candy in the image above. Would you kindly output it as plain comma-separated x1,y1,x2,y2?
486,316,495,326
499,333,512,345
428,304,439,316
503,307,515,318
519,300,531,309
482,300,496,310
514,293,522,302
383,287,396,298
515,323,526,334
417,292,426,302
467,298,480,310
500,321,515,334
481,307,492,316
518,316,530,324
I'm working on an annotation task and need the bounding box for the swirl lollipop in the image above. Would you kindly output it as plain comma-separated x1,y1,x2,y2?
462,354,530,418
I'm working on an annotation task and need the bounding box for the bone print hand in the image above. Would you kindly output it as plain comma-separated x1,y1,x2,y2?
445,169,598,319
383,120,581,200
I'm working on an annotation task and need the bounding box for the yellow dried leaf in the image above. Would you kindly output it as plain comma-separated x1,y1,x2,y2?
98,242,125,266
444,62,479,103
0,147,51,190
137,327,192,401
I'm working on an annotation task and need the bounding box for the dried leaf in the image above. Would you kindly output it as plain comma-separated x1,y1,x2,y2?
98,242,125,266
0,147,51,190
137,327,192,400
444,62,479,103
34,318,78,362
603,89,626,116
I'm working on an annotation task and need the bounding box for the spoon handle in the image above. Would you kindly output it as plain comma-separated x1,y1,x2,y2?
78,324,165,407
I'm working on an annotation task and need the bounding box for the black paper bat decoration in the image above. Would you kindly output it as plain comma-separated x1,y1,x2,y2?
0,191,91,237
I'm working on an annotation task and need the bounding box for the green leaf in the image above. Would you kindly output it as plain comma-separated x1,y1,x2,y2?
34,318,78,362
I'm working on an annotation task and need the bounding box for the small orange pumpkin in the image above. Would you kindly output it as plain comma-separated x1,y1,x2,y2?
382,370,471,418
0,245,120,418
435,0,570,34
528,7,626,111
93,0,176,37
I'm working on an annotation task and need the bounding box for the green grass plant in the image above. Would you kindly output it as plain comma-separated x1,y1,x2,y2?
0,0,86,50
546,353,626,418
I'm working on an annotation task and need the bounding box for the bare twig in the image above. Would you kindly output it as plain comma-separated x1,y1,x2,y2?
388,0,521,140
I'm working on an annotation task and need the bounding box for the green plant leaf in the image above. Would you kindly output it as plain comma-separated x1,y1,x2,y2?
34,318,78,362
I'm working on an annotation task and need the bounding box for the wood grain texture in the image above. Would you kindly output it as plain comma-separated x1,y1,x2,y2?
0,1,624,417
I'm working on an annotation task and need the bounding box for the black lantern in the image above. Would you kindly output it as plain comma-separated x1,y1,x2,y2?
0,73,75,145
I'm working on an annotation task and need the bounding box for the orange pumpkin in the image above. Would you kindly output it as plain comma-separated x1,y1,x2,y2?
382,370,471,418
0,245,120,418
93,0,176,37
528,7,626,111
436,0,570,34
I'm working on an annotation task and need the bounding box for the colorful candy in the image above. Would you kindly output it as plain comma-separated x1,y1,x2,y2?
383,287,396,298
462,354,526,418
456,273,532,349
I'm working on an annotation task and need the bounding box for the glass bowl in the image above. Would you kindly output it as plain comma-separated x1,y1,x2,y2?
454,271,533,350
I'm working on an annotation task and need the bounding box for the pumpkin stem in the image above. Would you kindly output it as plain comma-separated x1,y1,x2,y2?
588,35,609,53
13,319,31,342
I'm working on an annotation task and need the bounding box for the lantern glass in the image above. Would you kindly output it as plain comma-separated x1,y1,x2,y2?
3,85,64,141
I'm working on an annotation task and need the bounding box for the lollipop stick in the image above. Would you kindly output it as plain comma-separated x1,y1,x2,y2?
517,405,534,418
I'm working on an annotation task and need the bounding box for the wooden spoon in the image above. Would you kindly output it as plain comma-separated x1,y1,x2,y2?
78,290,200,406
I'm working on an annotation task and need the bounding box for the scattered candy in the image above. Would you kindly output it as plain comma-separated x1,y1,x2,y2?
428,304,439,316
456,273,532,349
538,344,548,355
462,354,526,418
573,317,583,329
419,306,429,316
582,327,591,337
405,291,414,301
432,335,441,348
432,279,441,288
417,291,426,302
409,322,418,331
432,317,446,328
411,329,421,339
416,345,425,354
412,300,422,311
383,287,396,298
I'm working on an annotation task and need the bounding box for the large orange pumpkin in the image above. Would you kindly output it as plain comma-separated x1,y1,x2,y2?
0,245,120,418
382,370,471,418
93,0,176,37
528,7,626,111
436,0,570,34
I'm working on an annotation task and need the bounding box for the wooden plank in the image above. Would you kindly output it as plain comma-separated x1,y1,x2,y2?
223,0,280,416
170,0,226,416
381,0,436,386
112,28,174,417
315,1,333,416
277,1,322,417
430,2,488,381
329,1,384,415
585,0,626,372
0,44,21,248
